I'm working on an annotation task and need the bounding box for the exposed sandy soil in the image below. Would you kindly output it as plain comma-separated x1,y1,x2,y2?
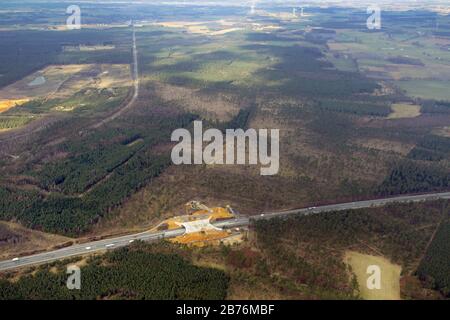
170,230,232,247
0,99,30,113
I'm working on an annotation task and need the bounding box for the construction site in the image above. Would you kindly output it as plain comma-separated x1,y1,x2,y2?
153,201,247,247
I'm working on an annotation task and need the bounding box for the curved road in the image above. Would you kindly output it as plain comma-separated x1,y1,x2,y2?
90,25,139,129
0,191,449,272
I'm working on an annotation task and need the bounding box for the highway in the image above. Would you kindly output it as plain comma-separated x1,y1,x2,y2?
0,191,449,272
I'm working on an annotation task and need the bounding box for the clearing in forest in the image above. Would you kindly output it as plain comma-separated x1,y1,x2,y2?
345,251,401,300
387,103,421,119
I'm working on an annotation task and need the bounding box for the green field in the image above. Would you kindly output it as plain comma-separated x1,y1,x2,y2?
397,80,450,101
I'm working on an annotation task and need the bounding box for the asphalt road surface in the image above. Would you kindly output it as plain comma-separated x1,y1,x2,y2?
1,191,449,272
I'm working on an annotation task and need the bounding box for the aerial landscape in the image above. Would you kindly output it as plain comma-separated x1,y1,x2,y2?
0,0,449,303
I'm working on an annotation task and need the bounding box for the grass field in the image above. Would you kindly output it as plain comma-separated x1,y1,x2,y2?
397,80,450,101
0,65,87,100
345,251,401,300
388,103,422,119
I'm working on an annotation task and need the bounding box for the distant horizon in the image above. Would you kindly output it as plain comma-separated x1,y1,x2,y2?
2,0,447,12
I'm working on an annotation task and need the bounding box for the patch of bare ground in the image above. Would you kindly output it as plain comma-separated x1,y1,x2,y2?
0,221,73,260
0,99,30,113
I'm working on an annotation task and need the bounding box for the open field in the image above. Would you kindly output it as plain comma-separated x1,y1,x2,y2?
397,80,450,101
0,65,87,100
388,103,422,119
0,99,29,113
345,251,401,300
0,64,131,101
327,24,450,104
0,63,132,130
152,21,243,36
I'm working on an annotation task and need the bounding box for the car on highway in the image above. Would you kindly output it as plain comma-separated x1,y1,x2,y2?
11,258,19,262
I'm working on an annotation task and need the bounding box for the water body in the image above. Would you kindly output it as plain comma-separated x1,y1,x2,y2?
28,76,46,87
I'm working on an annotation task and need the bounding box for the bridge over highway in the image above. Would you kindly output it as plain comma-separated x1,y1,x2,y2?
1,191,449,272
